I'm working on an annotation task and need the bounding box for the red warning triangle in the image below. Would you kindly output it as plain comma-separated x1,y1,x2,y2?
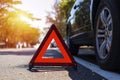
29,24,76,69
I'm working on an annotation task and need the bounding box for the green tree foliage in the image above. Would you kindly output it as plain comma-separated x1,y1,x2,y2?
46,0,75,37
59,0,76,19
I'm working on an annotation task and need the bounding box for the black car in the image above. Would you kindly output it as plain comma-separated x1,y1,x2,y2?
66,0,120,70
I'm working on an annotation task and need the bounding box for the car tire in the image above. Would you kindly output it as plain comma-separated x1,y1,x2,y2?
94,0,120,70
66,28,79,56
69,41,79,56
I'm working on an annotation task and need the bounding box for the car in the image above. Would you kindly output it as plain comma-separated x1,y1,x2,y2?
50,40,57,48
66,0,120,70
50,39,67,48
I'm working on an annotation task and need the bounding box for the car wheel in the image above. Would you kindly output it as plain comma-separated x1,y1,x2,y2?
66,28,79,56
95,0,120,70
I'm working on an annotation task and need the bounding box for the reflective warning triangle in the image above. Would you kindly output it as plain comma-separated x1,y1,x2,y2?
29,24,76,69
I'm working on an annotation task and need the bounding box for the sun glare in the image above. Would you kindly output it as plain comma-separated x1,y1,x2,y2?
14,0,55,30
19,14,31,23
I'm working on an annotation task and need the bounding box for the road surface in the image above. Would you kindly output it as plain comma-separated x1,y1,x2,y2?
0,48,119,80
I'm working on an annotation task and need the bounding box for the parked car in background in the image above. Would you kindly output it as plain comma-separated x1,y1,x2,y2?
50,39,67,48
66,0,120,70
50,40,57,48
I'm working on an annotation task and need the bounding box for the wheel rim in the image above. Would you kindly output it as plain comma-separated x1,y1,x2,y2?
96,7,113,60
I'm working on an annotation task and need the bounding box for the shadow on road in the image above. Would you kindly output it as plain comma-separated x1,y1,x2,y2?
0,48,63,57
16,63,106,80
77,55,97,64
0,49,36,55
65,64,107,80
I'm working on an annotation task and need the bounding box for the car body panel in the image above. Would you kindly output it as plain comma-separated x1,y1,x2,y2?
67,0,93,45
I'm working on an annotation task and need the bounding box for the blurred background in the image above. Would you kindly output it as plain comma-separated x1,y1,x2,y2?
0,0,75,49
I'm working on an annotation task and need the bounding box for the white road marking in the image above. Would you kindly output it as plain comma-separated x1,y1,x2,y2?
74,56,120,80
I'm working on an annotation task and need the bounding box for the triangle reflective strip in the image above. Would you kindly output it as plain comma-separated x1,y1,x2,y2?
29,24,76,67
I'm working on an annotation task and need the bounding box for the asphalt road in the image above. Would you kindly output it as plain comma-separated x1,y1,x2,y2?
0,48,119,80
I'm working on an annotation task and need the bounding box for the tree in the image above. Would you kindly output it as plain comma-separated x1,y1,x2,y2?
3,10,40,47
0,0,40,48
0,0,21,44
46,0,75,37
0,0,21,36
0,0,21,26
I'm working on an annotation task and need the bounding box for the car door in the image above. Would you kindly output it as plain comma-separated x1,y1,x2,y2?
69,0,91,36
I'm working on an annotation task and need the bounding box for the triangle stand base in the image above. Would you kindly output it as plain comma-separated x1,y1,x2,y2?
28,63,77,71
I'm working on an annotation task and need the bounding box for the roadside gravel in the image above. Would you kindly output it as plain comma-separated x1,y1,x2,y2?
0,49,71,80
